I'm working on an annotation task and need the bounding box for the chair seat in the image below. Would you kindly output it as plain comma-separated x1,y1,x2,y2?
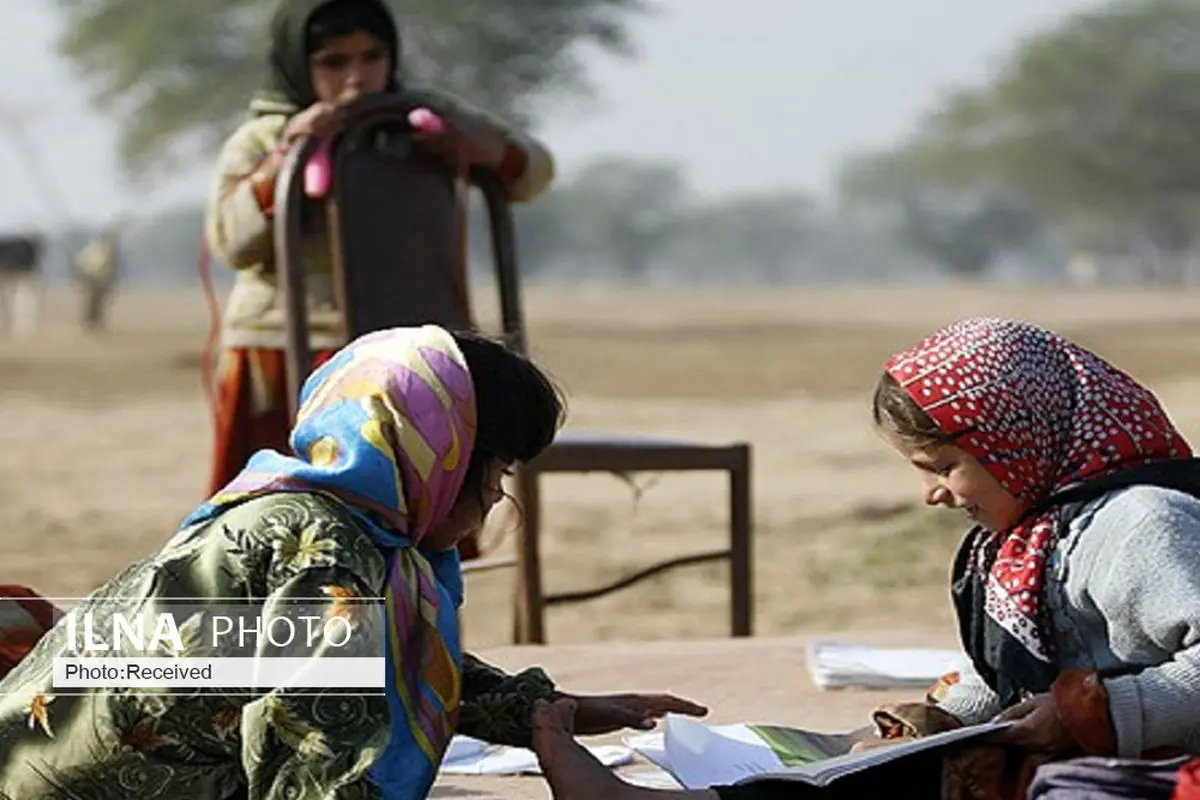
533,431,749,474
460,554,518,574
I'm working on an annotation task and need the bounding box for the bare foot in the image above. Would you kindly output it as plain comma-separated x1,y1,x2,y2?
532,699,712,800
533,698,631,800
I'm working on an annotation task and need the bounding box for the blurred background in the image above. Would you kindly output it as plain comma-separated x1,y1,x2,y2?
4,0,1200,647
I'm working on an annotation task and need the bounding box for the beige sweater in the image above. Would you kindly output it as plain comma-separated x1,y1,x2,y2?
205,90,555,350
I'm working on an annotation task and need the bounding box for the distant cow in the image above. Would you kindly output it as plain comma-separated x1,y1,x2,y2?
0,234,43,338
0,236,40,274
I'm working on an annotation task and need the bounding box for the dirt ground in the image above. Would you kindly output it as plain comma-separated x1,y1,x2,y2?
5,282,1200,649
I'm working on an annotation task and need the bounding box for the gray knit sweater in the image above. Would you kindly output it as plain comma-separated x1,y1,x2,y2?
936,485,1200,757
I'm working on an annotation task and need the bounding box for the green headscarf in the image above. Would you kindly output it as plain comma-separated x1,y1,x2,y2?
253,0,401,115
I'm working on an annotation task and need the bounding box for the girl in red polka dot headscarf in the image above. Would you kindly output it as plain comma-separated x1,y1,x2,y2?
873,317,1200,776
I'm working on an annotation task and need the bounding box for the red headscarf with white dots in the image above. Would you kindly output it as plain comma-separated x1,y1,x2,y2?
885,317,1190,663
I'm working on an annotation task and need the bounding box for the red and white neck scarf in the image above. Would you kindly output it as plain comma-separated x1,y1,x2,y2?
886,317,1190,662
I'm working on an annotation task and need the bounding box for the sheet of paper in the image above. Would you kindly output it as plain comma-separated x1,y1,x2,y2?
619,768,684,789
444,735,487,764
661,716,789,789
806,640,971,689
623,732,667,768
439,735,633,776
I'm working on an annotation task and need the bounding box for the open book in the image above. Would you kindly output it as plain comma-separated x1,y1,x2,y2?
626,714,1009,789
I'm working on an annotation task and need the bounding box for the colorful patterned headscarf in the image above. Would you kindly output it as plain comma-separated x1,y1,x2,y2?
184,325,475,799
884,318,1190,700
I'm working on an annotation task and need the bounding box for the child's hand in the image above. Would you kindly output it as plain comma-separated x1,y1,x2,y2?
990,693,1074,754
282,101,341,146
559,692,708,735
850,735,915,753
413,122,507,170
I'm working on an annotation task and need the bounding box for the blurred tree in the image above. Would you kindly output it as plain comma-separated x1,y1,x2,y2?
668,192,815,283
906,0,1200,282
462,157,689,280
466,183,590,278
121,206,210,283
838,150,1040,277
53,0,646,178
509,195,584,278
901,194,1040,278
563,157,690,278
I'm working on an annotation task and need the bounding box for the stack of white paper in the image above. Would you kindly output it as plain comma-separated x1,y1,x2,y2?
806,640,971,690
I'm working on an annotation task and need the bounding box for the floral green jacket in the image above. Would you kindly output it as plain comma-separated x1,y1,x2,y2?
0,493,556,799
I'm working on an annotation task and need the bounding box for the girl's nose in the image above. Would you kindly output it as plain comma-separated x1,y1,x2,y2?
344,63,366,89
923,478,951,508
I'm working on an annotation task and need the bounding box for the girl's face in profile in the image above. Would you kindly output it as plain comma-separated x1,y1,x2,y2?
422,461,510,552
897,442,1026,532
308,30,391,104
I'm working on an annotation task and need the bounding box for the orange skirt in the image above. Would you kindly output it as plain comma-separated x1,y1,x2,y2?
0,586,61,680
208,347,481,559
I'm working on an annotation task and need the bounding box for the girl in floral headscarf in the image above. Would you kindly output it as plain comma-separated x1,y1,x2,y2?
0,325,704,800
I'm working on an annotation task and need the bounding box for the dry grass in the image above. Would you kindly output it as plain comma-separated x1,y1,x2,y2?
5,282,1200,648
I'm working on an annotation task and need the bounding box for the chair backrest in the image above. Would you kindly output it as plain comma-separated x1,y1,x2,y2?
334,98,468,337
274,93,528,419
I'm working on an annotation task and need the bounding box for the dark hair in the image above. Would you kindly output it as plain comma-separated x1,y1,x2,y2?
872,371,955,451
451,331,565,498
306,0,398,57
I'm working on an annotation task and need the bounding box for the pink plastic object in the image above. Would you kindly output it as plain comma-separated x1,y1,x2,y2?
408,107,445,135
303,108,446,199
303,136,334,199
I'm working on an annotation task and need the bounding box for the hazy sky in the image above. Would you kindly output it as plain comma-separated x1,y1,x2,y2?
1,0,1101,228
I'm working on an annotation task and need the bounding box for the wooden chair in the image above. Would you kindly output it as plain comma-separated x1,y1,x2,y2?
274,94,754,643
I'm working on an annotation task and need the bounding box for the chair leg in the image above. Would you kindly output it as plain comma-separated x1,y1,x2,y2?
513,467,546,644
729,446,753,637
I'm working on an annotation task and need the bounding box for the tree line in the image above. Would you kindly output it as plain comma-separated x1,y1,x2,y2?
44,0,1200,285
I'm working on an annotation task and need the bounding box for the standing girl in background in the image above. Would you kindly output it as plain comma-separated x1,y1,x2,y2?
205,0,555,561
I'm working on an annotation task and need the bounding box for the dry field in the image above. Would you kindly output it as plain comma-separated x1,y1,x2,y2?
5,282,1200,650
